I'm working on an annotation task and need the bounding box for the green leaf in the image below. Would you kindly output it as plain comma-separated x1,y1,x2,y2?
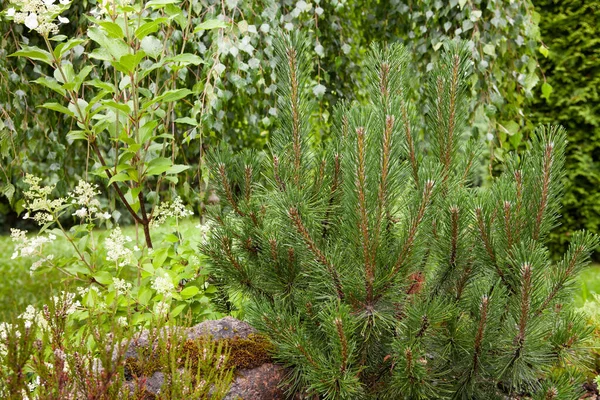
140,120,159,143
170,304,187,317
138,286,152,305
0,183,15,203
87,27,130,60
146,0,180,9
54,38,86,60
108,172,131,185
101,100,131,113
143,89,192,108
33,77,66,96
152,248,169,268
99,21,124,38
117,52,146,73
145,157,173,176
539,45,549,58
193,19,229,32
483,44,495,56
41,102,75,117
135,18,168,39
67,130,88,141
180,286,199,299
93,271,113,285
167,164,190,174
87,79,115,92
174,117,197,125
499,121,519,136
164,53,204,66
541,82,553,100
10,46,54,66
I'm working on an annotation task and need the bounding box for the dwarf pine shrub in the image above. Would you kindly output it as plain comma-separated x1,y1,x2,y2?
204,33,599,399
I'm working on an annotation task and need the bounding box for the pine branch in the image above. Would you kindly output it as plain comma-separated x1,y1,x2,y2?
373,115,395,258
244,164,253,203
533,142,555,240
288,207,344,300
286,46,302,186
321,153,341,239
356,127,374,302
334,318,349,373
472,295,489,374
442,54,461,178
516,263,532,353
273,155,286,191
399,97,419,187
390,179,435,278
217,163,244,218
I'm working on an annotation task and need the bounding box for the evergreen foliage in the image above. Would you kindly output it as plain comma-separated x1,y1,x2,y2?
530,0,600,261
204,33,598,399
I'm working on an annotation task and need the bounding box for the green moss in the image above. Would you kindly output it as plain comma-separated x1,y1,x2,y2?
182,333,274,371
124,333,274,380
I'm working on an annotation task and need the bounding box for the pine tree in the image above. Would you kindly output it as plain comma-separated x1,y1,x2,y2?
203,32,599,399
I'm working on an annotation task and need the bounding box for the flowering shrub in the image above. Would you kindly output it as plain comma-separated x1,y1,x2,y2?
0,0,237,328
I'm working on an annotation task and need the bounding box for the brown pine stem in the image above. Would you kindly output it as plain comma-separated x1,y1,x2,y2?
244,165,253,202
373,115,394,259
390,180,435,278
289,207,344,300
475,207,511,290
516,263,532,349
449,205,460,268
217,163,244,218
503,201,513,250
472,295,489,374
296,343,319,370
399,95,419,186
334,318,349,373
514,170,524,239
356,127,374,302
533,142,554,240
286,47,302,186
443,55,460,176
379,62,390,109
321,154,341,238
273,155,286,191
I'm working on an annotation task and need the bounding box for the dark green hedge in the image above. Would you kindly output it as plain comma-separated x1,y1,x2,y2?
531,0,600,259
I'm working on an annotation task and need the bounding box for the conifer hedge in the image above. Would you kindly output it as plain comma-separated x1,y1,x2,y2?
531,0,600,259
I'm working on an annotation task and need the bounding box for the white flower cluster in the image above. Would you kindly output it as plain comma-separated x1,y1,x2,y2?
105,227,133,267
154,300,170,315
22,174,65,225
30,254,54,276
69,180,111,221
151,197,194,226
11,228,56,260
51,292,80,315
112,277,132,295
18,305,48,330
77,285,100,297
5,0,70,36
151,273,174,297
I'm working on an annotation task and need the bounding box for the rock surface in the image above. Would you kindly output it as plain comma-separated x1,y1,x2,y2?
122,317,290,399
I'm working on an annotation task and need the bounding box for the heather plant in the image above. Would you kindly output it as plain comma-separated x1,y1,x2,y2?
204,33,599,399
0,294,234,399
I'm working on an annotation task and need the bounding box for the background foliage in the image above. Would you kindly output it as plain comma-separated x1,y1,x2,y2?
529,0,600,261
0,0,546,229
